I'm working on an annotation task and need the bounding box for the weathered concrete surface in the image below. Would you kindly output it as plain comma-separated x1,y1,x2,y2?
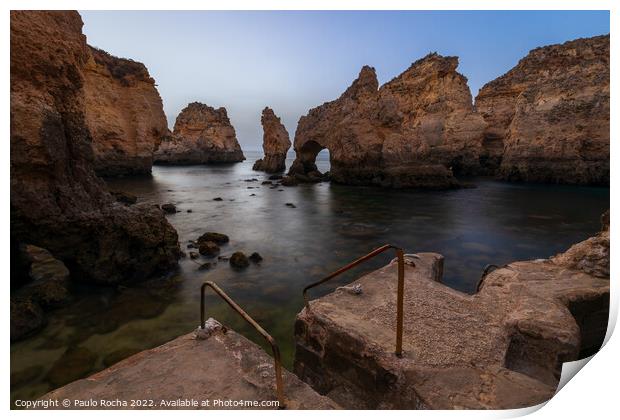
43,328,338,410
294,225,609,409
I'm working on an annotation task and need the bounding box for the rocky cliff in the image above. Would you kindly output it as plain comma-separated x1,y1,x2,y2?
253,107,291,173
154,102,245,164
10,11,180,288
83,47,169,177
290,54,486,188
476,35,610,184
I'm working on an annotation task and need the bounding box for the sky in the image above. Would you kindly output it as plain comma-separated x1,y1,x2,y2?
80,10,610,151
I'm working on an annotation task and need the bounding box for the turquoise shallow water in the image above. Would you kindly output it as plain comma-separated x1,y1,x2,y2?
10,150,609,404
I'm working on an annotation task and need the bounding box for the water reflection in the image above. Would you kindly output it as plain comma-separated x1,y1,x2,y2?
10,151,609,403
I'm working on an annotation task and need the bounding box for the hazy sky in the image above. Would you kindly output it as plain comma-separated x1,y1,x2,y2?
80,10,609,151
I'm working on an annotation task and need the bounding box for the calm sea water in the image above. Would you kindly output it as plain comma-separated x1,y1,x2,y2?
10,150,609,403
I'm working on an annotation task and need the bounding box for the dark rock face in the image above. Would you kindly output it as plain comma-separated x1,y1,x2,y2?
476,35,609,184
154,102,245,164
10,11,180,286
253,107,291,173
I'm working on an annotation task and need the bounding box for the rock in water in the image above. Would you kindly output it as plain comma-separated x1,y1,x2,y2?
46,347,97,388
154,102,245,164
229,252,250,269
161,203,177,214
197,232,229,245
476,35,609,184
198,241,220,257
249,252,263,263
84,47,169,177
10,11,180,285
10,298,46,342
253,107,291,173
289,55,485,188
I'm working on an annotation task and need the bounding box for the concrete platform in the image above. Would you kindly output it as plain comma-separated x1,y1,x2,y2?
294,241,609,409
42,325,338,409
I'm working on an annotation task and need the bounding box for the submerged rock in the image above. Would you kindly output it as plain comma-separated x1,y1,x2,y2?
253,107,291,173
154,102,245,164
197,232,229,245
249,252,263,263
229,252,250,269
46,347,98,388
103,348,141,368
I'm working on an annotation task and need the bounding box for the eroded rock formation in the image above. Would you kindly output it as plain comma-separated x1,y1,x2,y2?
290,54,486,188
253,107,291,173
476,35,610,184
10,11,180,288
154,102,245,164
294,214,609,409
84,47,169,177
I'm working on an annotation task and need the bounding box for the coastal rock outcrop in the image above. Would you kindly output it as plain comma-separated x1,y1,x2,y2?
10,11,180,286
290,55,486,188
154,102,245,164
253,107,291,173
84,47,169,177
476,35,610,184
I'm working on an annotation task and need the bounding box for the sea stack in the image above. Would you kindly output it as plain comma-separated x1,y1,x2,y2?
289,54,486,188
10,11,180,286
253,107,291,173
476,35,610,184
154,102,245,164
84,47,169,177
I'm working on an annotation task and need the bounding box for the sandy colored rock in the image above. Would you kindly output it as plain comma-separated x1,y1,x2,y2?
42,329,338,410
476,35,609,184
253,107,291,173
295,226,609,409
84,47,169,176
290,54,486,188
10,11,180,285
154,102,245,164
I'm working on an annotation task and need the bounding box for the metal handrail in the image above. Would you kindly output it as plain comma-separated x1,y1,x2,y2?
200,281,285,408
302,244,406,357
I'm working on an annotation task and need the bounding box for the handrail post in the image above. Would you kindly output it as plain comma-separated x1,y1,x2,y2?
302,244,407,357
200,281,286,408
395,248,404,357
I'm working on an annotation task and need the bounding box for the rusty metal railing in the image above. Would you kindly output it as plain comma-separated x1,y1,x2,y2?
200,281,285,408
302,244,406,357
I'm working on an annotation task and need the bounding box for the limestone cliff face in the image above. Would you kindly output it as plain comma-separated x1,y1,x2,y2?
10,11,180,285
84,47,169,177
154,102,245,164
253,107,291,173
476,35,610,184
290,54,486,188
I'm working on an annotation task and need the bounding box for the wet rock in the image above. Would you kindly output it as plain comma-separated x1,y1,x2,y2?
103,348,141,367
21,245,70,309
161,203,177,214
197,232,229,245
213,197,223,201
11,365,43,387
189,251,199,259
285,203,297,208
10,298,46,342
179,251,187,258
198,262,215,270
229,252,250,269
250,193,256,197
244,178,258,182
281,176,298,186
261,181,272,185
217,256,230,261
249,252,263,263
110,191,138,205
154,102,245,164
268,174,283,180
198,241,220,257
46,347,98,388
187,209,192,213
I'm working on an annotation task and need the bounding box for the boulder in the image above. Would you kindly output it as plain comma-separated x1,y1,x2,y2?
253,107,291,173
198,241,220,257
154,102,245,164
249,252,263,263
229,252,250,269
197,232,229,245
161,203,177,214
